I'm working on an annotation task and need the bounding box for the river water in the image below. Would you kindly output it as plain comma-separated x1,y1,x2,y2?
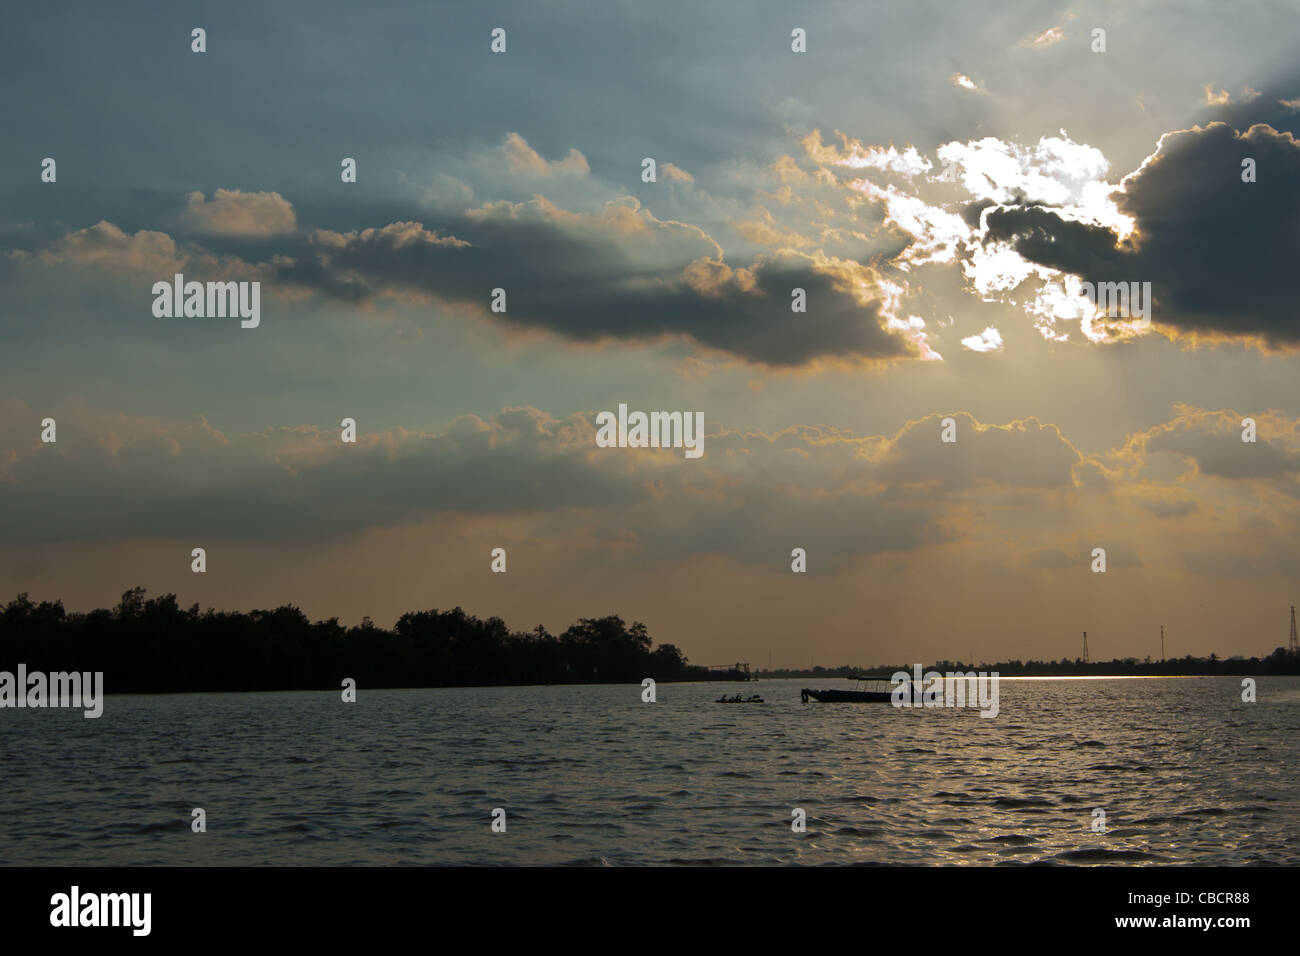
2,676,1296,865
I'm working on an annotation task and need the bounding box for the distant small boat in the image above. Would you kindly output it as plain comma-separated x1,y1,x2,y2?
801,676,897,703
716,693,764,703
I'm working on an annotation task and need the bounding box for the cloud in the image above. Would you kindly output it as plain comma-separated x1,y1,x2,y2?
734,206,812,248
7,171,930,366
661,162,694,183
1203,85,1231,106
1138,495,1198,518
847,178,970,267
990,121,1300,346
0,404,641,545
961,326,1003,352
794,103,1298,351
0,404,1101,571
501,132,589,177
24,220,186,275
1024,543,1142,570
0,402,917,573
1022,26,1065,49
1025,548,1077,568
801,131,934,177
815,129,1131,308
938,135,1119,214
876,413,1083,491
5,401,1296,582
182,189,297,237
13,220,265,284
275,196,922,367
1133,406,1300,480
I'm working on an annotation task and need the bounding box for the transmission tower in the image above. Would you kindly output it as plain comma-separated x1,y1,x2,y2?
1290,606,1298,655
1160,624,1165,662
1082,631,1090,664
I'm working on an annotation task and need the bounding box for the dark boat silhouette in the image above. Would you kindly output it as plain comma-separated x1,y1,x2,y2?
801,676,897,703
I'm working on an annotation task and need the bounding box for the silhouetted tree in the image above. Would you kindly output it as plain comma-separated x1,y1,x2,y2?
0,589,709,693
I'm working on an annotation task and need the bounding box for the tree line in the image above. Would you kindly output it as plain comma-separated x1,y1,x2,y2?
0,588,712,693
763,649,1300,679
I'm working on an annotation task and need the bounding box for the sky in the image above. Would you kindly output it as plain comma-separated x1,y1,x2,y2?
3,0,1300,667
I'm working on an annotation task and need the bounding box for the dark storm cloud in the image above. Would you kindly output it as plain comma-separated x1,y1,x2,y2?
982,204,1125,276
982,116,1300,344
1201,75,1300,139
4,189,920,367
960,198,998,229
270,201,916,367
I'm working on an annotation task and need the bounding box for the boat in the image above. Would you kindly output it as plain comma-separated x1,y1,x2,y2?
800,676,898,703
716,693,764,703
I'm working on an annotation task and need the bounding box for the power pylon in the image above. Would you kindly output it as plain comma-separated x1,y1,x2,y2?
1290,606,1298,655
1082,631,1090,664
